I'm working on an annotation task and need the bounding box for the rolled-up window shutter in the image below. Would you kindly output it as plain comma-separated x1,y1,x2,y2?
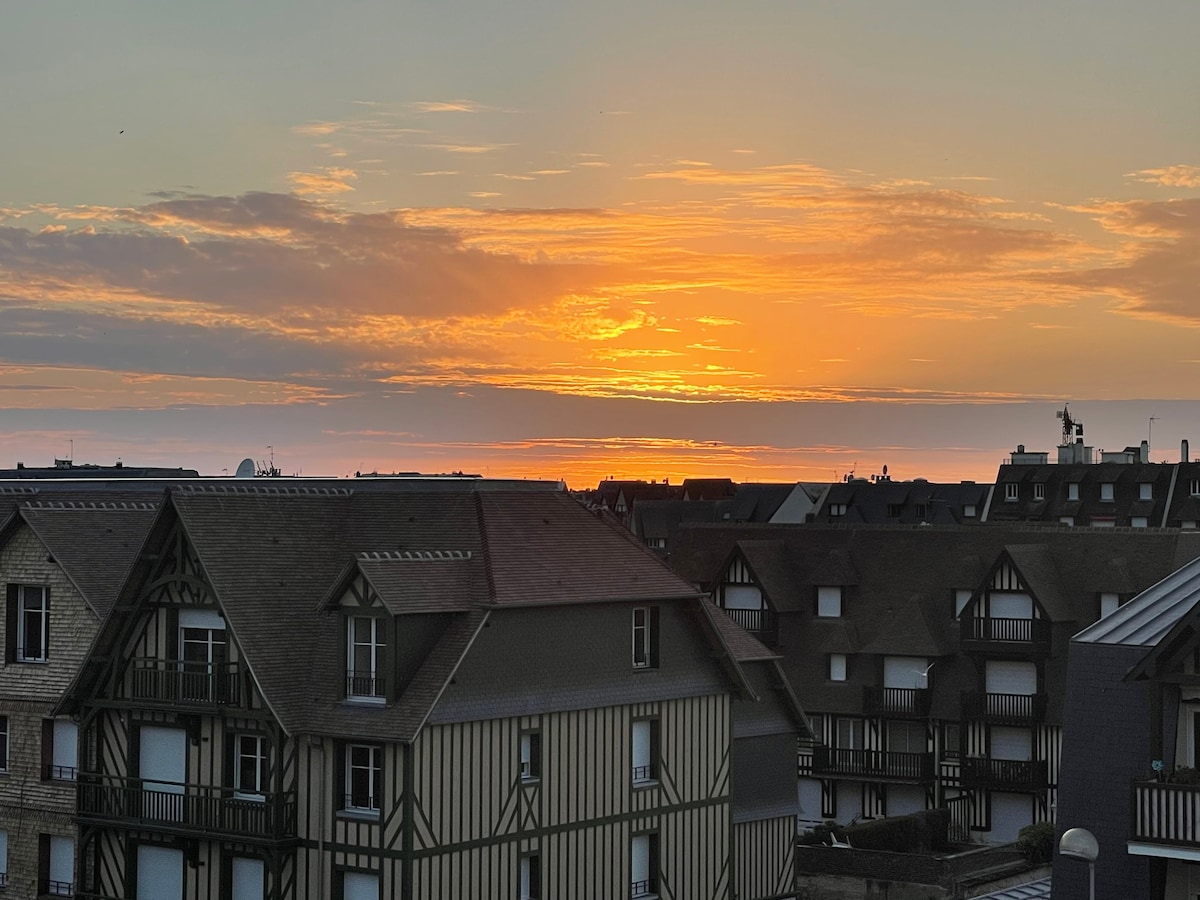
649,606,661,668
41,719,53,780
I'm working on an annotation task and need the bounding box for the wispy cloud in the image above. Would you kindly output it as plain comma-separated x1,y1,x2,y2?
287,167,358,195
1126,165,1200,188
409,100,483,113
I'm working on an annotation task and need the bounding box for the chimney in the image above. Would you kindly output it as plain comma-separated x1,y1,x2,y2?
1141,440,1149,463
1184,439,1190,464
1017,444,1025,454
15,462,23,470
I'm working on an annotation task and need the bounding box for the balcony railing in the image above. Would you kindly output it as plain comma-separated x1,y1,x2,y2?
44,880,73,896
863,686,931,718
346,670,386,701
44,763,78,782
962,616,1051,651
131,659,242,706
720,606,778,644
960,757,1048,792
1132,780,1200,848
961,691,1047,724
78,773,297,843
812,746,935,781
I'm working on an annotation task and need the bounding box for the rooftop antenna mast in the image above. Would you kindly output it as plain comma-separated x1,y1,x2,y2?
1149,416,1158,454
1055,404,1082,446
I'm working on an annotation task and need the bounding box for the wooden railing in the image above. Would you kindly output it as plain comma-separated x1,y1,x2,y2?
960,757,1048,791
720,606,778,643
961,691,1047,724
812,746,935,780
131,659,242,706
1132,780,1200,847
864,686,931,717
78,773,297,842
962,617,1051,650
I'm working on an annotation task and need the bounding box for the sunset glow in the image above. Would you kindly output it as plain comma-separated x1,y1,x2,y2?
3,2,1200,484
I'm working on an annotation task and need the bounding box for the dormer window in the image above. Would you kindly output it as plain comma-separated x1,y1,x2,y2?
829,503,847,517
346,615,386,702
6,584,49,663
1033,483,1045,501
1004,483,1019,502
1068,483,1080,501
1100,482,1114,502
1139,482,1153,500
817,586,843,618
178,608,227,702
963,504,977,518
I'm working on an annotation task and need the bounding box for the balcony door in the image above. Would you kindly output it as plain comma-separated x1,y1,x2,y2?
136,845,183,900
140,726,186,822
988,592,1033,619
179,609,227,702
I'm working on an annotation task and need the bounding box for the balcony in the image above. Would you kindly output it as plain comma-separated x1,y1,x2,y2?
131,659,243,706
864,686,931,718
961,691,1048,725
77,773,297,844
345,670,387,702
961,617,1051,654
812,746,935,781
720,606,778,645
1131,780,1200,850
960,757,1048,792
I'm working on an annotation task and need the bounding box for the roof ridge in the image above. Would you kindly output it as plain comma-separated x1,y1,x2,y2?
22,500,158,510
176,484,353,497
359,549,473,561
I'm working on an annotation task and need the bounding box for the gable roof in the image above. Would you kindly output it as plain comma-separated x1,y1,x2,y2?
63,484,717,742
0,493,159,616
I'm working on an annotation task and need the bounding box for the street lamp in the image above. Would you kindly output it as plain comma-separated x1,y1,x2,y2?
1059,827,1099,900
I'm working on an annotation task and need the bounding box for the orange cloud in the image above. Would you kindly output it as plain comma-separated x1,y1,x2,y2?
288,168,358,195
1126,165,1200,188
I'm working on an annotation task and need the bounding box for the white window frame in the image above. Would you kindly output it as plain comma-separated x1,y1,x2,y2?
631,833,658,899
1004,482,1019,502
1068,483,1080,501
235,735,268,801
47,835,74,897
1191,479,1200,497
519,853,540,900
1033,483,1045,501
344,744,381,814
1140,482,1153,500
836,717,864,750
346,615,386,701
1100,482,1115,502
632,607,656,669
17,584,49,662
817,586,843,618
829,654,847,682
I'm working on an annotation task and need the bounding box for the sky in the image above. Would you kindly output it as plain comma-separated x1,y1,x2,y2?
3,1,1200,486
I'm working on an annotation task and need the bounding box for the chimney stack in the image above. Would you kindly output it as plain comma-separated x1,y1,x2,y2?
1141,440,1149,463
1184,439,1190,464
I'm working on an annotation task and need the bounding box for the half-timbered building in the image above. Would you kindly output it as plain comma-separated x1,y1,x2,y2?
60,483,806,900
669,522,1200,845
0,491,159,896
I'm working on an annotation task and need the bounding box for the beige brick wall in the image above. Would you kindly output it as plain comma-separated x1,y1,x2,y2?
0,524,97,896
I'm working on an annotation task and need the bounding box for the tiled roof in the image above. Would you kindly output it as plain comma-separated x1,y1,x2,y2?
6,492,159,616
355,551,484,614
967,878,1051,900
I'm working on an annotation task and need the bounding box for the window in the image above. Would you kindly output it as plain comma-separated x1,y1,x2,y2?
828,654,847,682
632,607,659,669
43,719,77,781
1059,516,1075,527
520,731,541,782
631,833,659,899
963,504,977,518
942,723,960,760
0,716,7,773
1004,482,1019,502
232,856,265,900
888,720,925,754
179,608,227,702
39,834,74,896
829,503,846,517
6,584,49,662
341,871,379,900
887,503,903,518
1132,516,1149,528
519,853,541,900
835,718,864,749
346,615,386,701
954,589,973,619
235,735,268,799
1099,593,1121,618
1186,521,1198,530
1191,479,1200,497
817,586,843,618
1033,483,1045,501
344,744,381,814
1100,482,1114,502
914,503,928,519
1140,482,1153,500
1068,483,1080,501
631,718,659,785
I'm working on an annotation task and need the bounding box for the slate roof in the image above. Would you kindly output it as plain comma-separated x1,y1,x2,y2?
1074,553,1200,649
669,522,1200,720
65,485,718,743
812,480,991,525
0,492,160,616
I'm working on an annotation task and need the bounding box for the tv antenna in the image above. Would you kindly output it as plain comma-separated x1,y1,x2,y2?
1055,404,1082,446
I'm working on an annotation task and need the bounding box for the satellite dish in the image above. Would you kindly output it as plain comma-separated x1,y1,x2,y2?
235,458,256,479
